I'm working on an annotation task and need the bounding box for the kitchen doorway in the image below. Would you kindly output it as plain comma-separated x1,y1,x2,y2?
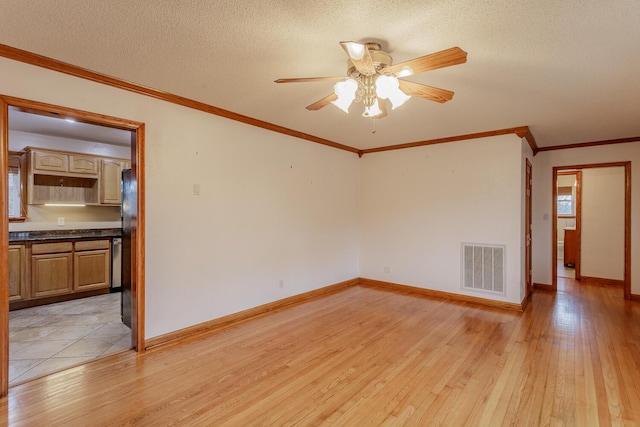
551,162,630,298
0,96,146,395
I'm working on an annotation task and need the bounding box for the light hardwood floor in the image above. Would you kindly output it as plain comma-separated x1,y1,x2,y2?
2,278,639,425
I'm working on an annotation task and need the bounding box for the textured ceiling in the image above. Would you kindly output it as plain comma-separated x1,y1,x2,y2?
1,0,639,150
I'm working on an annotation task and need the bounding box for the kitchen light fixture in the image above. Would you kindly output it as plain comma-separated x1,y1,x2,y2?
276,41,467,119
44,203,86,207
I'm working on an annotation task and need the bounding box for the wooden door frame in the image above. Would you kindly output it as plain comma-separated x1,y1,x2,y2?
0,96,146,397
551,162,631,298
555,170,582,280
525,159,533,299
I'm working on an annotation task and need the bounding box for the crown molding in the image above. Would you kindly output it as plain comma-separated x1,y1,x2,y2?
536,136,640,153
359,126,535,155
11,43,622,158
0,43,360,155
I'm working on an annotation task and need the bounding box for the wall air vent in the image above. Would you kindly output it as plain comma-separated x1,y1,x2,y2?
462,243,505,295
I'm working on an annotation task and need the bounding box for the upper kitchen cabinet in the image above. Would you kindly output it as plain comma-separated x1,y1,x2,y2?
100,158,130,205
27,149,99,205
30,149,98,178
32,150,68,173
24,147,128,206
69,155,99,175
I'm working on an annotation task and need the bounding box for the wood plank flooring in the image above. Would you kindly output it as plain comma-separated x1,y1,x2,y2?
1,278,639,425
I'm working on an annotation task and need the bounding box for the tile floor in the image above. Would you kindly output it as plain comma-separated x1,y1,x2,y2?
9,292,131,385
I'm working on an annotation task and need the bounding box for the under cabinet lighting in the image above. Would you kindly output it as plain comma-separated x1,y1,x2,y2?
44,203,86,207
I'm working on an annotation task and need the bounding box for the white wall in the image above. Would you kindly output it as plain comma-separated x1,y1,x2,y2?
0,57,361,338
532,143,640,294
359,134,524,304
581,167,625,280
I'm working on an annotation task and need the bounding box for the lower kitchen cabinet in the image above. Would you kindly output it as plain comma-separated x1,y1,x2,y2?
10,239,111,308
8,244,26,302
74,240,110,291
31,252,73,298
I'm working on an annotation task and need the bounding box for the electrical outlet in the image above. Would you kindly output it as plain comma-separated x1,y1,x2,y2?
57,217,65,226
279,280,284,289
193,184,200,196
384,266,391,274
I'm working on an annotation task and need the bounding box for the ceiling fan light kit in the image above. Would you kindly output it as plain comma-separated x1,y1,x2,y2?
276,41,467,119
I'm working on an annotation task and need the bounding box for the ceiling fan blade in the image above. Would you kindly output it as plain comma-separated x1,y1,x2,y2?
340,41,376,75
375,98,388,119
398,80,454,103
275,77,345,83
388,47,467,76
306,93,338,111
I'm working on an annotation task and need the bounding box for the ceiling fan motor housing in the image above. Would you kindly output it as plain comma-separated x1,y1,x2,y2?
347,43,392,76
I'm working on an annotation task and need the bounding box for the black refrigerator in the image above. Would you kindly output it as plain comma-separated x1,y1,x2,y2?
121,168,135,327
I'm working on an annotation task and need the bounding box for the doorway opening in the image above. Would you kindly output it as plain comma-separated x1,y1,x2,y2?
552,162,630,298
0,96,145,396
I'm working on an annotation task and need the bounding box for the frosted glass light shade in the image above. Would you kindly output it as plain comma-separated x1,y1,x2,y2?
362,99,383,117
375,75,410,110
332,79,358,113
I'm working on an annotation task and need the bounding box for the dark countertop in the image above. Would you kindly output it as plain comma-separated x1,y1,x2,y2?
9,228,122,243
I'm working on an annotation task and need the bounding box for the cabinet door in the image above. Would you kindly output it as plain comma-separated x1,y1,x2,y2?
100,159,123,204
69,155,99,176
74,249,110,291
9,245,26,302
31,252,73,298
33,151,68,173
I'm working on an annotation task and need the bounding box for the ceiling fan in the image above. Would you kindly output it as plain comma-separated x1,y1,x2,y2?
275,41,467,118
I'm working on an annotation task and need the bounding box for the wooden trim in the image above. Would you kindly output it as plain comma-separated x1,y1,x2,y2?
534,282,554,291
553,162,631,299
359,126,532,155
0,97,146,396
132,124,146,352
145,278,359,350
575,170,582,280
552,169,558,291
514,126,539,154
0,43,359,156
624,162,631,300
554,161,633,171
558,215,576,219
525,159,532,299
521,292,532,311
631,294,640,302
2,96,143,131
580,276,624,287
358,278,524,312
536,136,640,153
0,97,8,397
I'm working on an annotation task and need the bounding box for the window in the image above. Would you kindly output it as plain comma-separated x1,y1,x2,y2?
557,186,574,216
8,152,26,221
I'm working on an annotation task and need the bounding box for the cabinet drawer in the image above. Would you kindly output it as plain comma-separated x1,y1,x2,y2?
32,241,73,255
75,239,110,251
